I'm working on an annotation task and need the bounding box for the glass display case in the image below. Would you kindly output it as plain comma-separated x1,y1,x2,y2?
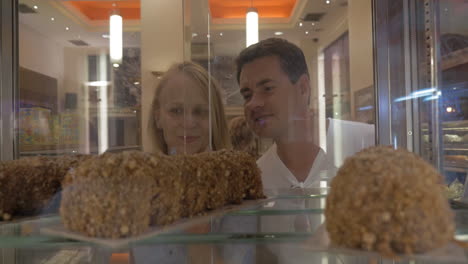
0,0,467,263
1,188,468,264
374,0,468,196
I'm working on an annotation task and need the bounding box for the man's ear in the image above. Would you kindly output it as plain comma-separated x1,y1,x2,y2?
297,74,311,103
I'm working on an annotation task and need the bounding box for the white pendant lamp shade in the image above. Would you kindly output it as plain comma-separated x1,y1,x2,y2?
246,7,258,47
110,14,123,63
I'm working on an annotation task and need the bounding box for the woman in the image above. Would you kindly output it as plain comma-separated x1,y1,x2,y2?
134,62,232,262
149,61,230,155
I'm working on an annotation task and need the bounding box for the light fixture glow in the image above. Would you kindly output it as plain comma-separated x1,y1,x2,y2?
446,106,454,113
51,17,55,21
326,0,331,4
312,22,316,26
192,33,198,37
65,27,69,31
102,34,110,39
246,7,259,47
33,5,38,9
98,53,109,154
113,63,120,68
85,81,111,87
306,31,309,35
274,31,283,36
109,14,123,63
299,22,303,27
219,32,223,36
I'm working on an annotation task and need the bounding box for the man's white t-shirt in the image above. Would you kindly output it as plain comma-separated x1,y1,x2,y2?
257,119,375,192
257,143,336,192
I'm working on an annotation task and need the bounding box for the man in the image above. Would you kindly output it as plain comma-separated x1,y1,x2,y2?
236,38,332,190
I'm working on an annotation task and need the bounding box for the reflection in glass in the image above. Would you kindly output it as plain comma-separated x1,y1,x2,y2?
18,0,141,156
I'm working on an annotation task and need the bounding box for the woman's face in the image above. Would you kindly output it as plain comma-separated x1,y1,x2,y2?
156,73,210,155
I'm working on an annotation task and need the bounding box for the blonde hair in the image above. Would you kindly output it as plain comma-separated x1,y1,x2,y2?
149,61,231,154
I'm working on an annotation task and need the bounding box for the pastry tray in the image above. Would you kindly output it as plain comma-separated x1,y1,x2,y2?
40,198,272,248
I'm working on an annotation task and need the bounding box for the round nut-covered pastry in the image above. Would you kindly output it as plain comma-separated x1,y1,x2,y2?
325,146,454,256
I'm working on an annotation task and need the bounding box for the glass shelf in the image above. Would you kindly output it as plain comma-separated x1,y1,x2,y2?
1,188,468,263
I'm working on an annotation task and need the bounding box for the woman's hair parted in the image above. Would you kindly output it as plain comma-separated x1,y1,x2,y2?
148,61,231,154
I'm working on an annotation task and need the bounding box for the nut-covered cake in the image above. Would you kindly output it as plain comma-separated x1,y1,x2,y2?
60,151,155,238
325,146,454,256
60,150,264,238
0,155,91,221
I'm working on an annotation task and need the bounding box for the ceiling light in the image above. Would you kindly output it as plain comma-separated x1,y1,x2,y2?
133,81,140,85
312,22,316,26
51,17,55,21
326,0,331,4
110,13,123,63
306,31,309,35
192,33,198,37
299,22,303,27
446,106,454,113
113,63,120,68
85,81,111,87
65,27,69,31
274,32,283,36
246,7,259,47
33,5,38,9
219,32,223,36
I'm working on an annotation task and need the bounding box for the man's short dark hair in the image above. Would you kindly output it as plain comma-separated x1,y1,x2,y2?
236,38,309,84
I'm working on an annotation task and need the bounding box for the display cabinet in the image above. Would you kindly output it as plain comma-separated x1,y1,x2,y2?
0,0,467,263
1,188,468,264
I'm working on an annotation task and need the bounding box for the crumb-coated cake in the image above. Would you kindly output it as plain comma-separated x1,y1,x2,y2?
325,146,454,256
60,151,155,239
60,150,264,238
0,155,91,221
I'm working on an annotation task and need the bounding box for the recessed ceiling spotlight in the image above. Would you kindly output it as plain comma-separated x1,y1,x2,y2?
65,27,69,31
274,31,283,36
51,17,55,21
312,22,316,26
192,33,198,37
219,32,223,36
102,34,110,38
305,31,309,35
299,22,303,27
113,63,120,68
133,81,140,85
33,5,38,9
326,0,331,4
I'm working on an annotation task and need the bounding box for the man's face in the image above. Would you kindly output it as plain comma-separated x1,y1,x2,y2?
239,56,307,140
